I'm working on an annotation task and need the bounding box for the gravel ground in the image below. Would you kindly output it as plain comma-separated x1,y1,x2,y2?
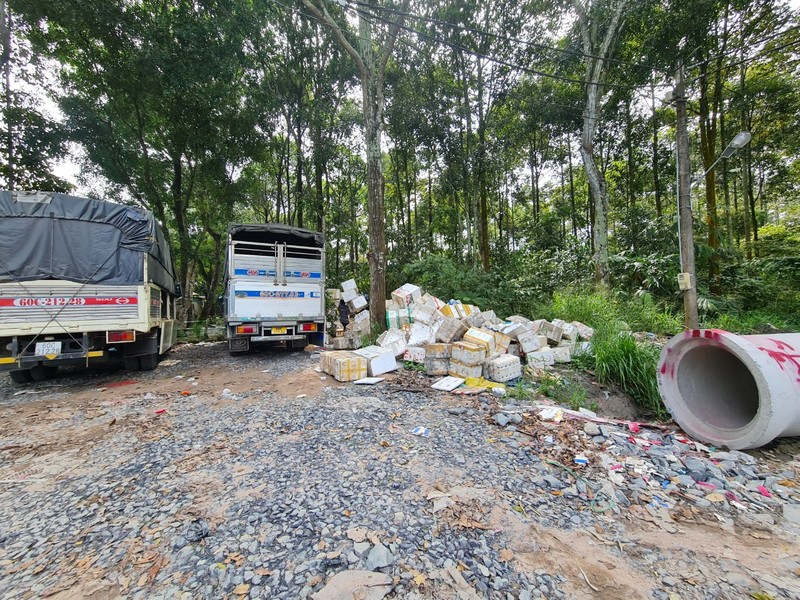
0,342,799,600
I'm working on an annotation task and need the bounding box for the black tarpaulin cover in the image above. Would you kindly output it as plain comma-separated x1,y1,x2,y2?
0,190,176,294
229,223,324,248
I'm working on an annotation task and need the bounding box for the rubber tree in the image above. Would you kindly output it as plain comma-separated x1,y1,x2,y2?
571,0,628,285
301,0,409,332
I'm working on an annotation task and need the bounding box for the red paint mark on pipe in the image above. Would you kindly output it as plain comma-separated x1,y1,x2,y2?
758,346,800,378
703,329,723,341
691,330,702,338
767,338,796,352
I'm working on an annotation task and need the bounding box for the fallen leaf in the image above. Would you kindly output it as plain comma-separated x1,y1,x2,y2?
255,568,273,577
233,583,250,595
379,440,391,447
410,569,426,585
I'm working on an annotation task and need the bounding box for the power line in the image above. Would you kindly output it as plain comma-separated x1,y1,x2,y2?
347,1,669,90
683,25,799,72
346,0,668,73
688,36,800,85
343,0,668,72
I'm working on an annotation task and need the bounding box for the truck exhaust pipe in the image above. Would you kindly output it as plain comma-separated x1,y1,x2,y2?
658,330,800,450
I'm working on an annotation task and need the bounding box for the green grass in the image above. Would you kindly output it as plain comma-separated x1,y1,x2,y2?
535,371,597,413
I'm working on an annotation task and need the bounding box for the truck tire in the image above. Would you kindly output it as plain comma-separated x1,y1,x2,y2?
289,337,308,351
9,369,32,384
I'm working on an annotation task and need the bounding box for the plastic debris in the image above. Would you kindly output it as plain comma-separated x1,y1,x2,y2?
410,426,431,438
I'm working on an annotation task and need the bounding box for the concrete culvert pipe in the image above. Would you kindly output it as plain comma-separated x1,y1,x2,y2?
658,329,800,450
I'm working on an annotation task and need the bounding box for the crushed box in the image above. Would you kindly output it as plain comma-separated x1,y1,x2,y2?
377,328,407,358
516,329,542,354
355,345,398,376
436,317,466,344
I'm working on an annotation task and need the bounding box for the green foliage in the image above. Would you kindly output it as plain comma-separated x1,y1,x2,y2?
403,361,426,373
591,328,666,419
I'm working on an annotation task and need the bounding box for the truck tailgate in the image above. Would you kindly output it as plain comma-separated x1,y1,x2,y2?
230,281,323,321
0,281,140,330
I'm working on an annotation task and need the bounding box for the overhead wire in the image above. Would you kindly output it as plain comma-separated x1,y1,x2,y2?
346,0,668,73
344,0,670,90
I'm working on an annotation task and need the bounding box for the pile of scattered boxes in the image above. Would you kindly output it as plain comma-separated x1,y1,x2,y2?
331,278,370,350
320,281,594,383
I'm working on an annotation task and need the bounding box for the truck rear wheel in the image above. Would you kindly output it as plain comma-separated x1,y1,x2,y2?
288,337,308,351
9,369,33,384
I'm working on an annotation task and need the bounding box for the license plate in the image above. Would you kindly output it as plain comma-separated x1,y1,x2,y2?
35,341,62,357
271,327,287,335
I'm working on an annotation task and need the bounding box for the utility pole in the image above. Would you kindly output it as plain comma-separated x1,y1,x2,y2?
2,1,12,190
675,62,699,329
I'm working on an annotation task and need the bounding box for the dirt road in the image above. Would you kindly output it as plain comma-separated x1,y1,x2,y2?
0,342,798,599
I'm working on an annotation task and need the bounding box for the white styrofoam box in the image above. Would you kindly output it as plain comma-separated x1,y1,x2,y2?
501,322,530,341
391,283,422,309
552,345,572,363
425,357,450,376
481,310,498,324
332,337,352,350
526,348,555,368
436,317,466,344
463,311,485,328
386,307,412,329
574,341,592,356
431,375,465,391
347,295,368,313
573,321,595,340
507,315,532,325
531,319,548,334
547,323,564,345
451,341,486,366
448,359,484,379
403,346,426,363
463,328,496,355
425,343,452,359
341,279,358,292
411,303,445,327
377,328,407,358
347,311,370,335
558,338,577,352
342,287,359,303
355,345,398,376
562,323,579,341
516,329,542,354
536,335,549,348
485,354,522,382
407,322,435,347
422,293,447,310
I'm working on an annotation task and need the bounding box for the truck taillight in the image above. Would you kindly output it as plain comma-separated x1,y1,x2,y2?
299,323,317,332
236,325,256,334
107,330,136,343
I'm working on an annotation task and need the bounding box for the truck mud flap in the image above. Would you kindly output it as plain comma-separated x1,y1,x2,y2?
229,338,249,353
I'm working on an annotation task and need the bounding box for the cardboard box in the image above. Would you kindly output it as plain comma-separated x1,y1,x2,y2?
403,346,426,363
463,327,496,355
493,331,511,355
448,359,483,379
516,329,542,354
408,322,435,347
436,317,466,344
425,343,452,359
411,303,444,327
391,283,422,309
526,348,555,368
485,354,522,382
355,345,398,376
347,295,368,313
321,351,368,382
424,357,450,376
377,328,407,358
341,279,358,292
451,341,486,366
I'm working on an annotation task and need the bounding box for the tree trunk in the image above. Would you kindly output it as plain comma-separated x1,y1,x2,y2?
651,84,662,217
